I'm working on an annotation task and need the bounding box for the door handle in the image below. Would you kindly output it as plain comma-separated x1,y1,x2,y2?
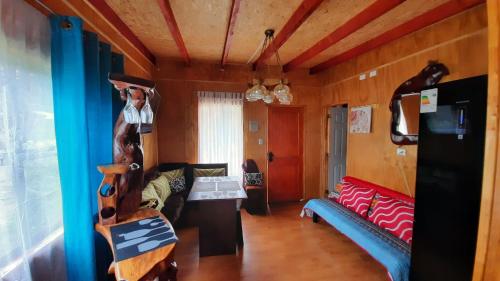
268,151,274,162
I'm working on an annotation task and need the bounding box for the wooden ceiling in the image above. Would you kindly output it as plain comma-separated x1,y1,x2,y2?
99,0,484,73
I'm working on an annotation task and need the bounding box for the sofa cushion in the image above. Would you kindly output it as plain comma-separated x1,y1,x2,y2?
368,194,414,244
330,180,355,202
244,172,263,186
140,183,163,211
343,176,414,205
169,176,186,194
149,175,171,202
338,184,376,217
161,168,186,194
193,168,226,178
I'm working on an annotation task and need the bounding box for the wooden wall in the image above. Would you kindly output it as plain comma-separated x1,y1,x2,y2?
474,1,500,280
318,5,488,196
153,61,323,199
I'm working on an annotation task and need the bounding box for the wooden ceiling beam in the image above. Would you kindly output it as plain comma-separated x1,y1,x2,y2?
157,0,190,65
87,0,156,65
283,0,404,72
253,0,324,68
309,0,485,74
220,0,242,67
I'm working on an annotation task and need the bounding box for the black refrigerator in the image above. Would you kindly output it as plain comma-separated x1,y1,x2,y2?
410,75,487,281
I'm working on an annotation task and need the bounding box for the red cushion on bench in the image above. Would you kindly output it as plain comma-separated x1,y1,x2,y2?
338,184,376,217
343,176,414,205
368,194,414,244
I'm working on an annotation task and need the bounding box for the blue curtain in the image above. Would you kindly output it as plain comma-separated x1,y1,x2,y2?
51,16,122,281
50,16,96,281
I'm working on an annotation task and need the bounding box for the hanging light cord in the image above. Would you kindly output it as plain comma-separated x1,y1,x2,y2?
246,36,266,65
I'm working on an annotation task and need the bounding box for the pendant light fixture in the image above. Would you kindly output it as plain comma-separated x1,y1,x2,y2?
246,29,292,105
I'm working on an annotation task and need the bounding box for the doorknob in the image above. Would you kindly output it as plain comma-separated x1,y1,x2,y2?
268,151,274,162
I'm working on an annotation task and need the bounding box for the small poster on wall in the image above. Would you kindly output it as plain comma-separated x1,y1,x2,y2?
350,105,372,134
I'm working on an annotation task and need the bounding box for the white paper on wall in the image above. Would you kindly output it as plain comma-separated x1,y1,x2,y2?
349,105,372,134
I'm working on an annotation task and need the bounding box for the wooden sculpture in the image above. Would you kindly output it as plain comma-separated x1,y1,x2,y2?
112,88,145,221
96,73,157,223
96,164,128,225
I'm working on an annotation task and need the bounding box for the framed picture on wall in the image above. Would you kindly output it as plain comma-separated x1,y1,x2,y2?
349,105,372,134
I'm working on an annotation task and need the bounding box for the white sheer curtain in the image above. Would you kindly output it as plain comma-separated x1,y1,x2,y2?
198,92,243,180
0,1,65,280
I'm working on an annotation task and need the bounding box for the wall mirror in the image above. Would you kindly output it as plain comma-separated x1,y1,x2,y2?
390,93,420,145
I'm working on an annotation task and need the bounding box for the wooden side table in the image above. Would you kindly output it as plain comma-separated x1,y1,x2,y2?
95,209,177,281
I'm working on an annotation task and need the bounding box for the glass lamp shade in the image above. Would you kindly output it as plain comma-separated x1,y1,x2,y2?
246,82,266,102
278,94,292,105
273,83,290,99
262,92,274,104
245,87,259,102
273,82,292,105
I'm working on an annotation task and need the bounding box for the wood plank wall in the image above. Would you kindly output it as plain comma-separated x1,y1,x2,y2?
475,0,500,280
318,5,487,196
153,61,323,199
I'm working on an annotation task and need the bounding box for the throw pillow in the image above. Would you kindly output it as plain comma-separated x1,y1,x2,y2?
330,181,354,202
161,168,184,181
161,168,186,194
140,183,164,211
169,176,186,194
149,175,171,202
244,172,263,186
193,168,226,178
338,184,376,217
368,194,414,244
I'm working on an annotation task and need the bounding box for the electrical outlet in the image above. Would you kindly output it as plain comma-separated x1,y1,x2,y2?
397,147,406,156
369,70,377,77
359,73,366,80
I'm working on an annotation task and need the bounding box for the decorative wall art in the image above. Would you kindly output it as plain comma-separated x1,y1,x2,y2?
350,106,372,134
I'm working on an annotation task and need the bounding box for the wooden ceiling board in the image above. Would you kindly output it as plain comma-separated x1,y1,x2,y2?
89,0,156,64
221,0,243,66
169,0,232,62
253,0,325,67
226,0,304,64
278,0,377,65
303,0,449,67
105,0,180,60
157,0,190,64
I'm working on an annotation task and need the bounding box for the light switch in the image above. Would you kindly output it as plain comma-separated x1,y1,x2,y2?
258,138,264,145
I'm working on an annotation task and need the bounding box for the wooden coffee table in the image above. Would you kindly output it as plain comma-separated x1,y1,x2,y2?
187,176,247,257
95,209,177,281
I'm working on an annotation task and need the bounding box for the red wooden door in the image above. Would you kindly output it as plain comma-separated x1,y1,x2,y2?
267,106,303,203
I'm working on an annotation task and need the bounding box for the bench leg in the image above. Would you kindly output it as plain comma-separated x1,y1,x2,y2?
312,213,319,223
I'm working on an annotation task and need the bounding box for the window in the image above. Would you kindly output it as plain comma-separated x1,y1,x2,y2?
0,1,64,279
198,92,243,180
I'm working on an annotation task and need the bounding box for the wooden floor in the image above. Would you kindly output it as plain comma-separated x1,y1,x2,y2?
175,202,388,281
